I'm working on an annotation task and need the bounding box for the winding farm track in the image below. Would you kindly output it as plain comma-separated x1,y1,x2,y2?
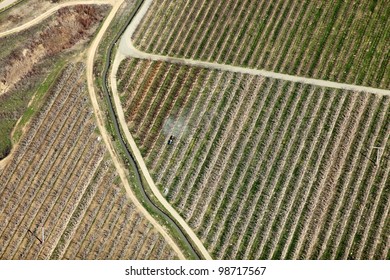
116,0,390,97
97,0,210,260
0,0,19,10
0,0,114,38
108,0,212,261
2,0,389,261
0,0,189,260
110,0,390,260
0,0,18,9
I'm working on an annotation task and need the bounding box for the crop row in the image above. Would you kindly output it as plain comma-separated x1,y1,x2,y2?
133,0,389,89
119,57,389,259
0,63,177,260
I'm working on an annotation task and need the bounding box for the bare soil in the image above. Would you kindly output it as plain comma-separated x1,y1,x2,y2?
0,4,109,96
0,4,109,159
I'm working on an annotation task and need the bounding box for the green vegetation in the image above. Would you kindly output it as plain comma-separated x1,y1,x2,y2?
118,57,389,259
133,0,390,89
0,21,45,159
93,0,202,259
0,49,80,160
0,0,24,13
0,3,109,160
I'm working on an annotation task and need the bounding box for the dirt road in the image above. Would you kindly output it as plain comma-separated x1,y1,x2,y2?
111,0,212,260
0,0,18,10
0,0,113,38
117,0,389,97
111,0,389,261
84,0,187,259
111,54,213,260
120,41,390,96
0,0,187,259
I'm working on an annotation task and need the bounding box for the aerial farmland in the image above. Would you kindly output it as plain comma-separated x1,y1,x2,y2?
133,0,389,89
0,0,388,263
117,57,389,259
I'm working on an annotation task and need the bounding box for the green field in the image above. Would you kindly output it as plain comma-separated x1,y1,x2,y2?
0,4,108,159
133,0,390,89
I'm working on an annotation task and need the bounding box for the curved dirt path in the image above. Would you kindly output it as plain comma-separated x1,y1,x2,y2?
0,0,113,38
85,0,186,260
0,0,19,10
111,54,212,261
0,0,187,260
110,0,389,261
117,0,390,97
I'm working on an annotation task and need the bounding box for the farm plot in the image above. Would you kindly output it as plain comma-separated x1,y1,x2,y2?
118,57,390,259
0,62,177,260
0,3,109,160
133,0,390,89
0,0,104,33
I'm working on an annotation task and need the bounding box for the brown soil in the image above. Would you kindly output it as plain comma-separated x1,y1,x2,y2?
0,1,52,33
0,4,109,96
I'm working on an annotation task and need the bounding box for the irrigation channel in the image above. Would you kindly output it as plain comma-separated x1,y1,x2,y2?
100,0,203,260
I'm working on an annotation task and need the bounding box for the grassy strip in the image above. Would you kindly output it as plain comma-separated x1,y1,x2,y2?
171,73,238,208
140,66,192,152
231,83,300,259
153,70,218,191
251,86,314,260
0,57,69,160
123,61,161,122
0,2,110,160
102,111,198,260
0,0,25,14
321,98,387,259
94,0,203,259
12,58,67,144
197,78,271,240
204,80,283,248
270,89,332,259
